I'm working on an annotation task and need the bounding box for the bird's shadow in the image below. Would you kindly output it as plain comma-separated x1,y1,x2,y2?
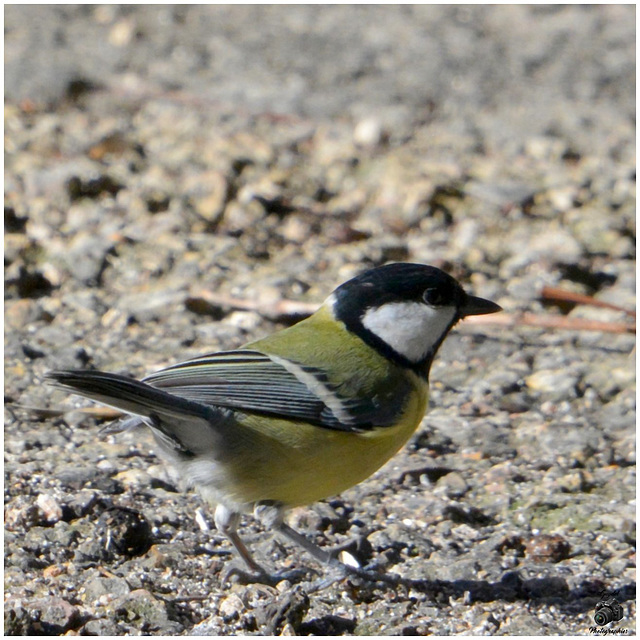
303,568,635,618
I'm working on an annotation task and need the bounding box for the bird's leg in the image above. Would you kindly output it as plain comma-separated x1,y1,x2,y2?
276,520,339,566
249,502,318,583
254,502,359,569
215,503,314,585
217,501,402,588
255,503,370,592
257,503,409,591
214,503,272,580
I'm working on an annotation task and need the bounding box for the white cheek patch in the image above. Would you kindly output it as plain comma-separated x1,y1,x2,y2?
362,302,456,363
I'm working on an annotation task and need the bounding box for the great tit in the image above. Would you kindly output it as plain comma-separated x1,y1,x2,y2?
46,262,501,582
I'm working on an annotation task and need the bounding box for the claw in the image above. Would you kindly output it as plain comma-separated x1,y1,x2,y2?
222,563,317,586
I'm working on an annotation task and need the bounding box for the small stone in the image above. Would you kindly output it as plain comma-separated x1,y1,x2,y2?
546,185,577,212
500,610,552,635
435,471,469,498
259,585,310,635
524,136,567,160
556,470,591,493
604,552,632,575
584,366,636,403
219,593,244,621
470,612,500,635
190,171,229,224
354,117,386,147
5,597,80,635
100,506,152,557
43,564,65,578
83,575,132,603
451,523,482,542
108,18,136,47
279,216,312,243
4,299,43,330
55,466,101,490
38,597,81,634
65,233,117,286
107,589,173,631
4,500,42,531
82,619,119,635
4,233,31,265
525,534,571,563
36,494,64,524
145,544,184,569
218,200,265,235
525,369,579,398
114,468,153,489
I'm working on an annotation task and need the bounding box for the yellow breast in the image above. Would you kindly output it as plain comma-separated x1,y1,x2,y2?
225,382,428,507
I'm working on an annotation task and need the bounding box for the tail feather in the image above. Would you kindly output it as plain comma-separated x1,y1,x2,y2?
45,369,226,457
45,370,211,422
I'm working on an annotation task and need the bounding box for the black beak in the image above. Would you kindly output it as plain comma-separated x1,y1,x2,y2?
461,294,502,317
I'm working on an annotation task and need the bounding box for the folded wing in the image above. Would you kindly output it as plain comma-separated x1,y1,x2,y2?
143,349,408,432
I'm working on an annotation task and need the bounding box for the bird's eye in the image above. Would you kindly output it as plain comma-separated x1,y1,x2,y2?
423,288,444,306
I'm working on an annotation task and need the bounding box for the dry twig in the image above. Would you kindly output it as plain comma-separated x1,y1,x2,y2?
464,312,635,334
187,290,318,320
541,286,636,317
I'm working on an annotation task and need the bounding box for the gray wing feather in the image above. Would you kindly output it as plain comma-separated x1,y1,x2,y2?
143,349,404,432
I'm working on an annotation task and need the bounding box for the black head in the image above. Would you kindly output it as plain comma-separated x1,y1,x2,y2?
330,263,501,376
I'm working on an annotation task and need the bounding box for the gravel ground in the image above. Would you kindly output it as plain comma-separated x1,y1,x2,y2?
4,5,636,636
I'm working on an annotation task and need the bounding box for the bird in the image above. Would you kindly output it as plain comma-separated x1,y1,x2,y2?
46,262,501,584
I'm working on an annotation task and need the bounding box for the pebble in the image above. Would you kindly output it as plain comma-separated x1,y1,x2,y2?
107,589,180,633
83,575,132,602
525,534,572,563
219,594,245,621
6,597,81,635
435,471,469,499
353,117,386,147
525,369,580,397
4,299,44,330
114,468,153,489
36,493,63,524
96,506,152,557
187,170,229,224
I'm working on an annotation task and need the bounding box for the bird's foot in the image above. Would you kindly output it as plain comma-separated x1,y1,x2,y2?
222,562,317,587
